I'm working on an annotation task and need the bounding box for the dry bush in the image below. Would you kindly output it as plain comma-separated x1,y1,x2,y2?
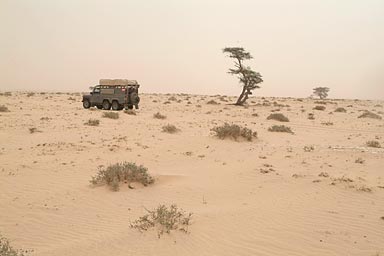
26,92,35,97
168,96,177,101
366,140,381,148
102,112,119,119
268,125,294,134
0,105,10,112
124,110,136,115
313,105,326,111
211,123,257,141
163,101,171,104
130,204,192,237
303,145,315,152
251,113,259,117
266,113,289,122
314,100,328,105
358,111,382,120
321,121,334,126
153,112,166,119
308,113,315,120
334,107,347,113
207,100,219,105
0,234,31,256
355,157,365,164
0,92,12,97
84,119,100,126
90,162,154,191
28,127,40,133
162,124,179,133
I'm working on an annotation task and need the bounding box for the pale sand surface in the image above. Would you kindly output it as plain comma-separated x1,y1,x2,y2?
1,92,384,255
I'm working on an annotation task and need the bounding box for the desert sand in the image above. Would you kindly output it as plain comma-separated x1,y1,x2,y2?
0,92,384,256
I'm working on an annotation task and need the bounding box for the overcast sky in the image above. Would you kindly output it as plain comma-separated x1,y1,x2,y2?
1,0,383,99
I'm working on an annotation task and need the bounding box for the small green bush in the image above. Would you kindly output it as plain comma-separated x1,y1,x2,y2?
130,204,192,237
266,113,289,122
211,123,257,141
84,119,100,126
268,125,294,134
102,112,119,119
90,162,154,191
162,124,179,133
153,112,166,119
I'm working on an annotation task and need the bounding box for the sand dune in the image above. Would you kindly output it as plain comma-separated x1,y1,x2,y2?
0,92,383,255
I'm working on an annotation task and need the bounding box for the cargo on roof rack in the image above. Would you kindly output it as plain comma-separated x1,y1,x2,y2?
99,79,139,86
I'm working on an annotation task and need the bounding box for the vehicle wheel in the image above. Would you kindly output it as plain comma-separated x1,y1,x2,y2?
83,100,90,109
127,105,133,110
102,100,111,110
111,101,119,111
96,105,103,109
130,92,139,104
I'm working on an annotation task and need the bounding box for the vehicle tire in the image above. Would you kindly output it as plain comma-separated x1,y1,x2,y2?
129,92,140,105
83,99,91,109
102,100,111,110
127,105,133,110
96,105,103,109
111,101,119,111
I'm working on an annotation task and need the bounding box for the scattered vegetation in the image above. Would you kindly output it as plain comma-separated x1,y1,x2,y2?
355,157,365,164
268,125,294,134
102,112,119,119
168,96,177,101
26,92,35,97
312,87,330,99
211,123,257,141
313,105,326,111
153,112,166,119
0,234,31,256
162,124,179,134
366,140,381,148
266,113,289,122
334,107,347,113
28,127,40,133
124,110,136,115
90,162,154,191
321,121,334,126
358,111,382,120
130,204,192,238
0,105,10,112
84,119,100,126
307,113,315,120
207,100,219,105
303,145,315,152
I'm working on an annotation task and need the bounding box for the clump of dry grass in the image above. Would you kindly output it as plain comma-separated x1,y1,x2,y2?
268,125,294,134
84,119,100,126
308,113,315,120
0,92,12,96
102,112,119,119
313,105,326,111
28,127,40,133
162,124,179,133
153,112,166,119
130,204,192,238
207,99,219,105
358,111,382,120
168,96,177,101
266,113,289,122
366,140,381,148
211,123,257,141
0,234,31,256
355,157,365,164
90,162,154,191
303,145,315,152
334,107,347,113
0,105,10,112
124,110,136,115
26,92,35,97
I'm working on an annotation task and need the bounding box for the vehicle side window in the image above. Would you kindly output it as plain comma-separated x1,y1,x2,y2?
94,87,101,94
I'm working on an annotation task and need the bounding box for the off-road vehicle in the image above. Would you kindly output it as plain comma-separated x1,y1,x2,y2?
82,79,140,110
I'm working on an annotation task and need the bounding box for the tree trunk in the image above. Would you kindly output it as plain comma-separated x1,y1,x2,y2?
236,86,247,105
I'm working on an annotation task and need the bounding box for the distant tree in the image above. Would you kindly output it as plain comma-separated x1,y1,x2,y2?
223,47,263,105
313,87,330,99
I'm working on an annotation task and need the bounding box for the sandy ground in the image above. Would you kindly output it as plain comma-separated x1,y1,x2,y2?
1,92,384,256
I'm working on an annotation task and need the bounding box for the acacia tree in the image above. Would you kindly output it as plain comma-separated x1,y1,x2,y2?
313,87,330,99
223,47,263,105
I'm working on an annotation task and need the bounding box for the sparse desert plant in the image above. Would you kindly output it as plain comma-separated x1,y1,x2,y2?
163,101,171,104
153,112,166,119
124,110,136,115
102,112,119,119
268,125,294,134
334,107,347,113
162,124,179,133
90,162,154,191
308,113,315,120
251,113,259,117
366,140,381,148
312,87,330,99
0,234,31,256
303,145,315,152
211,123,257,141
0,105,10,112
130,204,192,237
207,99,219,105
358,111,382,120
266,113,289,122
26,92,35,97
0,92,12,96
168,96,177,101
313,105,326,111
321,121,333,126
84,119,100,126
28,127,39,133
355,157,365,164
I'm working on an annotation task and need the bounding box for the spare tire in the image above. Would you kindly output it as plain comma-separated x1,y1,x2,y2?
129,92,140,105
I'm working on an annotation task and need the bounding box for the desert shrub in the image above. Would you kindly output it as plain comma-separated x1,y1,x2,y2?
28,127,39,133
102,112,119,119
358,111,382,120
266,113,289,122
366,140,381,148
0,105,10,112
162,124,179,133
26,92,35,97
0,92,12,96
334,107,347,113
90,162,154,191
313,105,326,111
211,123,257,141
355,157,365,164
314,100,328,105
321,122,333,126
163,101,171,104
207,100,219,105
153,112,166,119
84,119,100,126
303,145,314,152
168,96,177,101
308,113,315,120
268,125,294,134
251,113,259,117
130,204,192,237
0,234,31,256
124,110,136,115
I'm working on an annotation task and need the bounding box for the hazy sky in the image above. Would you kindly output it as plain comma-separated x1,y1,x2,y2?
1,0,383,99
